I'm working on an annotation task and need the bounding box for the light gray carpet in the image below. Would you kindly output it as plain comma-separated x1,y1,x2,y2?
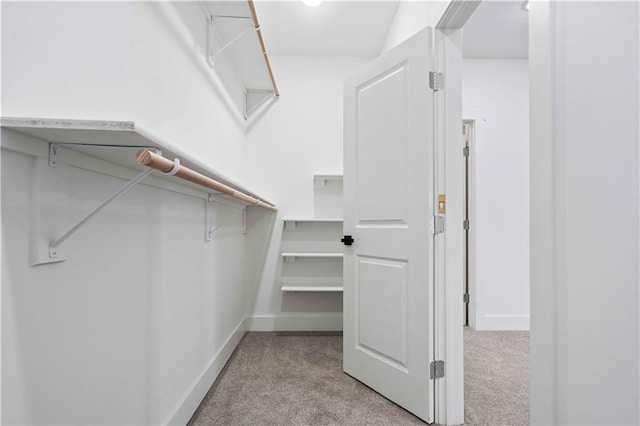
189,330,529,425
464,328,529,425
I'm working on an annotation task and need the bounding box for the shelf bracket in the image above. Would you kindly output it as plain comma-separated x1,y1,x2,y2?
207,16,254,67
26,143,162,265
244,89,277,120
242,208,248,235
49,143,59,167
205,193,250,239
205,194,215,241
49,167,154,258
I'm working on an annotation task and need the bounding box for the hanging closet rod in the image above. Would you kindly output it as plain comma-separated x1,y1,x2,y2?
247,0,280,97
135,149,277,211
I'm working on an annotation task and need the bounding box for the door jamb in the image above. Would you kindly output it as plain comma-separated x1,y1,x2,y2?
462,120,476,329
434,1,481,424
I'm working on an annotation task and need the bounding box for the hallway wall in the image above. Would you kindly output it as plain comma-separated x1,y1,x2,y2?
530,2,639,424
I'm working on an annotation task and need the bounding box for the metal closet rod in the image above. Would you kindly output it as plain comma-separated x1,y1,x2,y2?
135,149,277,211
247,0,280,97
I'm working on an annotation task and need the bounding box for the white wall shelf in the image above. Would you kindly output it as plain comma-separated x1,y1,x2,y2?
279,216,344,292
283,218,343,223
203,1,279,120
1,117,273,203
1,117,275,265
281,252,343,258
280,277,343,292
281,286,343,292
282,218,343,221
313,174,343,191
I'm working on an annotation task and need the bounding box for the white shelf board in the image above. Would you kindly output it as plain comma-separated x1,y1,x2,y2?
313,174,343,180
281,252,343,258
202,1,277,120
282,218,343,232
281,252,344,260
314,174,343,191
203,1,272,91
280,276,343,292
1,117,274,205
283,218,342,223
281,286,344,292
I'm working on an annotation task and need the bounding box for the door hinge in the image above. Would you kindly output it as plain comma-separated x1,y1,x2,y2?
429,72,445,91
430,215,445,234
430,360,445,379
463,293,470,304
463,219,470,231
463,146,470,158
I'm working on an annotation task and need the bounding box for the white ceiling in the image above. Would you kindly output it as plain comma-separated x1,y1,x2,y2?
462,1,529,59
248,0,527,59
254,1,400,57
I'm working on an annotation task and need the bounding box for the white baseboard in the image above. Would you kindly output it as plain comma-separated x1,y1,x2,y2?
475,314,530,331
247,313,343,331
161,313,342,425
163,318,246,425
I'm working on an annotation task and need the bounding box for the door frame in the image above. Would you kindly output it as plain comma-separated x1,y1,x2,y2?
433,1,482,424
462,120,476,329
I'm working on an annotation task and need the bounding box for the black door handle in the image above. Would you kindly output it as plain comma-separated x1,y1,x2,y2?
341,235,354,246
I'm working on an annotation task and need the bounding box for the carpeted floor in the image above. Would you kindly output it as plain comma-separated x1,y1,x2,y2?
463,328,529,425
189,329,529,425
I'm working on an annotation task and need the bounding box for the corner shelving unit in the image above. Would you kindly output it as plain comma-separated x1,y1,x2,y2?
279,218,344,293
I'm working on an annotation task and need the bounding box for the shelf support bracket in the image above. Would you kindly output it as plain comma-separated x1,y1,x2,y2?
242,208,248,235
205,193,250,239
208,17,254,66
49,168,154,258
244,89,277,120
205,193,215,241
49,143,59,167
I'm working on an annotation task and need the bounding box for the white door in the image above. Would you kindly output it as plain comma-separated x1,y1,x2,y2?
343,28,436,423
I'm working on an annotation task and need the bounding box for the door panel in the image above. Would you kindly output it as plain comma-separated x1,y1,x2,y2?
343,28,435,423
357,63,409,224
357,256,408,370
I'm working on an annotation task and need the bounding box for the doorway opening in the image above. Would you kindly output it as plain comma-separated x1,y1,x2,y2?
458,1,530,424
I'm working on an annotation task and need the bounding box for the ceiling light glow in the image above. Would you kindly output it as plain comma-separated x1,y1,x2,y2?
521,0,530,12
302,0,324,7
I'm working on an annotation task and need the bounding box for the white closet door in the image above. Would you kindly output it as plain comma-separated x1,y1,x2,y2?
343,28,436,423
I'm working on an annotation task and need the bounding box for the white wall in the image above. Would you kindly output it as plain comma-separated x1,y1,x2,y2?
1,1,252,189
243,56,369,331
382,0,450,53
463,59,530,330
1,135,253,425
530,1,639,424
1,2,370,423
1,2,263,424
